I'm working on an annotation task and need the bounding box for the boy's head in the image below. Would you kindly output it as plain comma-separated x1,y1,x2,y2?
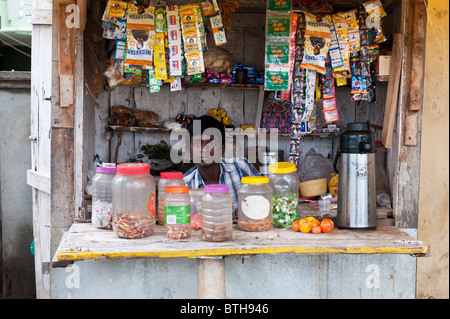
186,115,225,166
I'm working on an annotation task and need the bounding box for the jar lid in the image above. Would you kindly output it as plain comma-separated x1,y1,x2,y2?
241,176,269,184
96,166,116,174
204,184,229,193
160,172,183,179
166,186,189,193
116,163,150,175
268,162,296,174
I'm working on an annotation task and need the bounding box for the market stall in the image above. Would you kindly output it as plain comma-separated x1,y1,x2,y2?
28,0,430,299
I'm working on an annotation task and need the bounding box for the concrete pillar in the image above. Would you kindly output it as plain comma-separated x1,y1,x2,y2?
196,257,226,299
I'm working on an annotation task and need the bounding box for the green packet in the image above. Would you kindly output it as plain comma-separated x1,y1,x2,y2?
155,6,167,33
147,68,161,93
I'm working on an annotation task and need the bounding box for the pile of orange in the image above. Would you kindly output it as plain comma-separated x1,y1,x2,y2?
291,216,334,234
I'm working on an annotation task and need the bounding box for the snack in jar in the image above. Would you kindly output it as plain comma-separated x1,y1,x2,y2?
237,176,273,231
92,164,116,229
164,186,191,239
157,172,186,225
268,162,299,228
189,188,204,230
111,163,156,238
201,184,233,242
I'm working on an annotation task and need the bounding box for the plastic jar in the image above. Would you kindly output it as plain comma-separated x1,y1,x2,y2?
268,162,299,228
157,172,185,225
164,186,191,239
189,189,204,230
237,176,273,231
201,184,233,242
111,163,156,239
92,164,116,229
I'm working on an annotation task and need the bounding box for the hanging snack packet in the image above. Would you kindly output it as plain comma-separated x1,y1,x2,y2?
114,40,126,60
301,69,317,122
154,7,167,33
328,22,343,69
363,0,387,18
201,0,220,17
114,18,127,40
210,14,227,46
147,68,161,93
344,9,360,53
300,13,332,74
124,28,154,67
109,0,127,18
267,13,291,39
127,4,155,29
322,98,340,123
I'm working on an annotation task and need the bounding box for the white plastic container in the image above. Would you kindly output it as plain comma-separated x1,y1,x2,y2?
111,163,156,238
237,176,273,231
201,184,233,242
91,164,116,229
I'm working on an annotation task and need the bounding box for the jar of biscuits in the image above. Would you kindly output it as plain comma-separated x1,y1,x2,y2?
157,172,185,225
111,163,156,238
237,176,273,231
201,184,233,242
164,186,191,239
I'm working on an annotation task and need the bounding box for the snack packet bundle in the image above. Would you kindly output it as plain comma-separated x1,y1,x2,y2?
331,12,351,79
321,59,339,123
301,69,317,122
300,13,332,74
180,4,205,75
344,9,360,54
153,32,167,80
363,0,387,43
167,5,183,77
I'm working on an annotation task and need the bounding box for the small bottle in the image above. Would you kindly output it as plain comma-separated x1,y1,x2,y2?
157,172,186,225
165,186,191,239
92,164,116,229
201,184,233,242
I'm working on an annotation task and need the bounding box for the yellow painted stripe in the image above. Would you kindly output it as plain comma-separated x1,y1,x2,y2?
57,246,428,261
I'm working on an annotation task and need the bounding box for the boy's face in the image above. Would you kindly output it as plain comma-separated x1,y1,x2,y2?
191,134,224,168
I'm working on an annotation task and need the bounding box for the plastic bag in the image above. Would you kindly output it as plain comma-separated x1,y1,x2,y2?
298,148,335,182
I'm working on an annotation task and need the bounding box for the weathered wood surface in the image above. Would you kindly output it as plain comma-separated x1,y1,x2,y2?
54,222,427,264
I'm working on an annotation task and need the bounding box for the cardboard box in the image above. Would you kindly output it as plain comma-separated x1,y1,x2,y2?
376,55,391,76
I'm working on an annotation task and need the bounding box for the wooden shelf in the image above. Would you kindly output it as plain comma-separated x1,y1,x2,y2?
108,125,171,133
53,222,428,266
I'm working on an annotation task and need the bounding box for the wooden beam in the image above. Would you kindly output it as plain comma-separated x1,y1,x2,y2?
58,4,75,108
382,33,404,149
407,0,427,112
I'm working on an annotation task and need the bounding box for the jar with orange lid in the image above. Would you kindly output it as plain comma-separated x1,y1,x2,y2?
237,176,273,231
268,162,299,228
111,163,156,238
157,172,186,225
164,186,191,239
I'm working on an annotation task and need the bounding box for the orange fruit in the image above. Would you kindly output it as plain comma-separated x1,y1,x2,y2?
311,225,322,234
320,219,334,233
292,220,300,232
305,216,320,226
299,219,312,233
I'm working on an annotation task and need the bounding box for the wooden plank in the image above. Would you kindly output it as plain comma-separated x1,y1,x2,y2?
58,4,74,75
407,0,427,111
381,33,404,149
254,86,265,128
54,223,428,264
27,170,51,194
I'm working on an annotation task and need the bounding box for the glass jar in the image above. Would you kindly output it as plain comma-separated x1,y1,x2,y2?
189,189,204,230
111,163,156,238
92,164,116,229
201,184,233,242
165,186,191,239
237,176,273,231
157,172,185,225
268,162,299,228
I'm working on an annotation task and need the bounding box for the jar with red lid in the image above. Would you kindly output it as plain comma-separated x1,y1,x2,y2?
157,172,186,225
164,186,191,239
111,163,156,238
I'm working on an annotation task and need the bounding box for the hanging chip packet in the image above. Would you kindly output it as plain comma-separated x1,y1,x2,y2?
300,13,332,74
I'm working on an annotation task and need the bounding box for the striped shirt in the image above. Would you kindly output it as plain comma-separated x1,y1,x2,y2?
183,157,261,219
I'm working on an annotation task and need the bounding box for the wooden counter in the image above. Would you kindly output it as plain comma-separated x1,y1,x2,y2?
53,222,428,266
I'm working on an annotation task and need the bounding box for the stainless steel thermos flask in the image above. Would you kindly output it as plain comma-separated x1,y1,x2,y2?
334,123,376,230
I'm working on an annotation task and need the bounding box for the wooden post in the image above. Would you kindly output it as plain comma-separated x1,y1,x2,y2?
196,257,226,299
